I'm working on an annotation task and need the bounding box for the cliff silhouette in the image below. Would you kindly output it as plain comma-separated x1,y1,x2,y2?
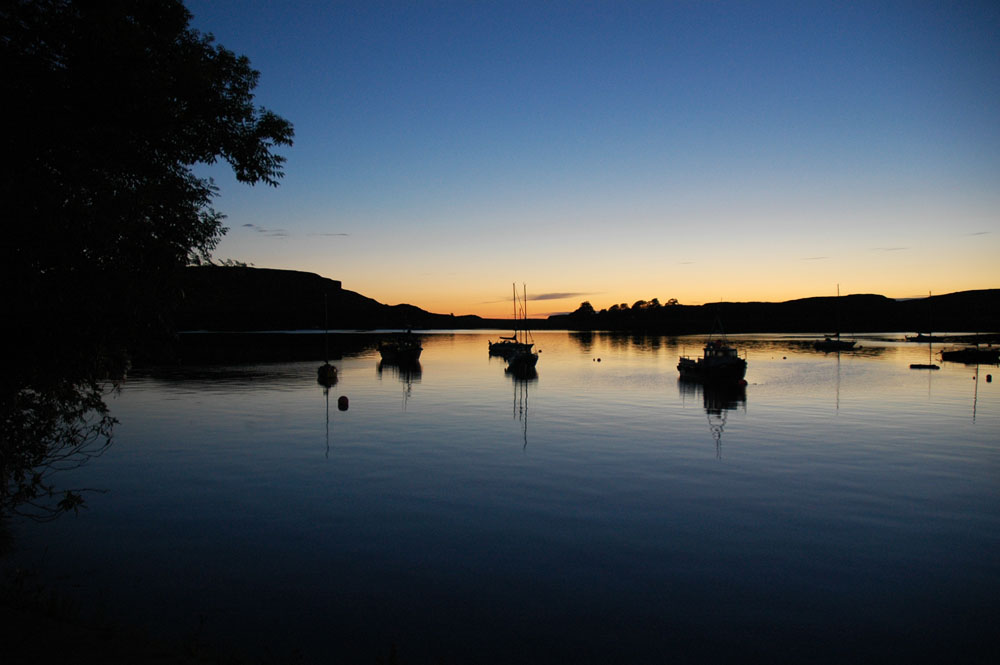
176,266,488,331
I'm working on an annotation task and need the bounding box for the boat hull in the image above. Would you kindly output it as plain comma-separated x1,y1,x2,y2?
813,338,856,352
940,348,999,364
378,344,423,364
507,350,539,370
676,358,747,383
489,340,533,358
317,362,338,386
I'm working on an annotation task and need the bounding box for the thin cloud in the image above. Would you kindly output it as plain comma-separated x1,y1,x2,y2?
529,292,592,301
308,232,350,237
871,246,908,251
242,223,289,238
481,291,597,305
966,231,990,236
678,261,695,265
801,256,829,261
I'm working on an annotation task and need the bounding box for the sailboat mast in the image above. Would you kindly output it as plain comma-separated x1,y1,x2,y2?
512,282,518,343
928,291,933,359
836,284,841,341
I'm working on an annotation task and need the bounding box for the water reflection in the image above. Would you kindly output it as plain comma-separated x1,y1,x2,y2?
678,379,746,457
321,385,333,458
376,361,422,410
563,331,911,361
973,364,981,423
568,331,594,355
786,339,889,359
566,330,671,354
505,368,536,448
9,332,999,665
131,365,306,393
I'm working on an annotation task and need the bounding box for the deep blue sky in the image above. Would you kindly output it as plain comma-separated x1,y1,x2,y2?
186,0,999,316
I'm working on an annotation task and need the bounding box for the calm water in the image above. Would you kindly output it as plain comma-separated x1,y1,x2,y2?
7,332,999,663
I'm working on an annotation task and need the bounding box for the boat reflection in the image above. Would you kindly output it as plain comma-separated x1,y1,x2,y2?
377,360,422,381
505,365,536,448
377,361,422,410
678,378,747,458
321,384,333,458
504,364,538,382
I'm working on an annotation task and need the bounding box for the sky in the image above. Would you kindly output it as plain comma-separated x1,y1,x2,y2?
184,0,999,318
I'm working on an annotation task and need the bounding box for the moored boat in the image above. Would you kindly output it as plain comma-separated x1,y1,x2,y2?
814,284,856,351
317,362,338,385
677,339,747,383
814,336,856,352
488,338,533,359
317,293,338,385
940,346,999,364
492,283,539,370
507,348,539,371
378,332,423,364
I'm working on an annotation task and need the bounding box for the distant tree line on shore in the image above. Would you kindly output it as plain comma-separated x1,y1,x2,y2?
550,291,1000,335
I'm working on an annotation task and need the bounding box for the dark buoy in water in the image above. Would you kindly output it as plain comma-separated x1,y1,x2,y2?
337,395,349,411
597,358,601,362
987,374,993,383
738,379,748,386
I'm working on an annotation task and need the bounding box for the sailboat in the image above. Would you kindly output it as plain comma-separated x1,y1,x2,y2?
489,284,535,360
813,284,856,351
940,343,1000,364
493,284,538,372
909,291,940,370
317,293,338,385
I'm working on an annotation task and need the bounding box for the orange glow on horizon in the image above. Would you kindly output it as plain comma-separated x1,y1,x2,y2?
277,235,1000,321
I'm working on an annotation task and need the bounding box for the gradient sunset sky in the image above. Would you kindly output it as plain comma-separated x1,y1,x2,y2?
186,0,998,318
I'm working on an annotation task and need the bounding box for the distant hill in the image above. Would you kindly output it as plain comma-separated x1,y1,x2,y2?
175,267,998,334
549,290,1000,334
175,266,490,331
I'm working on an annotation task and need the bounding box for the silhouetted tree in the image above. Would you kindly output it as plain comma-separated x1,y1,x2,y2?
4,0,292,366
1,0,292,517
573,301,596,316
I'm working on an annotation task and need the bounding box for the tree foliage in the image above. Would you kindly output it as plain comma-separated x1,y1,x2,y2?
1,375,117,521
1,0,293,517
562,297,685,331
3,0,293,365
